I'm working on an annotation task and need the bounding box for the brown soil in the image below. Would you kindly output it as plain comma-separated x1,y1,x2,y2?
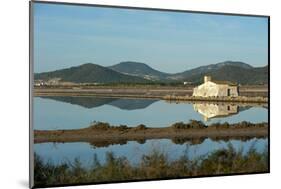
34,86,268,103
34,122,268,146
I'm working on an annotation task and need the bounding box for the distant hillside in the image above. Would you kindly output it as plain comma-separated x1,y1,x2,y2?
35,61,268,85
108,61,267,85
169,61,252,80
108,61,170,80
169,61,267,85
34,63,149,84
181,65,267,85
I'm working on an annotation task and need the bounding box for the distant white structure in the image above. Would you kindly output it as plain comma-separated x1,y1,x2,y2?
34,80,46,87
193,76,238,97
46,78,61,85
34,78,62,87
183,81,192,85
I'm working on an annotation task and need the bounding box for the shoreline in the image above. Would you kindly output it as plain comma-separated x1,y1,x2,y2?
34,122,268,145
163,95,268,103
34,87,268,104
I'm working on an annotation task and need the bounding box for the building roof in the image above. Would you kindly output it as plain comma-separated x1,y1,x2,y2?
211,80,237,86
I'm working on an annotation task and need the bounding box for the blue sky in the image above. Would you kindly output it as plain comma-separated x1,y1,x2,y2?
33,3,268,73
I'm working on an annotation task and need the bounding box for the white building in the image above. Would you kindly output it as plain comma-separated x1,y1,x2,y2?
193,76,238,97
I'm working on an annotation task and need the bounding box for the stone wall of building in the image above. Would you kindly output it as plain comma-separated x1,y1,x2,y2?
193,81,238,97
216,85,238,97
193,81,219,97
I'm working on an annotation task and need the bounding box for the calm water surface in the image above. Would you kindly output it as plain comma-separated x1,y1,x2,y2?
33,96,268,166
34,137,268,166
34,96,267,130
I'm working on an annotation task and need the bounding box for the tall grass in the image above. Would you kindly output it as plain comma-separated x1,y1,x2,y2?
34,144,268,187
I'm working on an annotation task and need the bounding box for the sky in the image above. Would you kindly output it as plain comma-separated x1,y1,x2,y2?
33,2,268,73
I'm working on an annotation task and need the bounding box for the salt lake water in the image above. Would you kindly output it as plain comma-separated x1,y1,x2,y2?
33,96,268,166
33,96,267,130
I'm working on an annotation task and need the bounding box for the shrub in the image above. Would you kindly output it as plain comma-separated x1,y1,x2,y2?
135,124,147,130
89,122,111,130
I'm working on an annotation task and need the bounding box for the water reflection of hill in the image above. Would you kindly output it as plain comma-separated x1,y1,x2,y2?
40,96,115,108
40,96,158,110
35,136,267,148
108,99,157,110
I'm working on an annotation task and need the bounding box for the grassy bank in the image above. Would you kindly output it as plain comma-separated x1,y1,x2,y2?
163,95,268,103
34,121,268,144
34,85,268,99
33,144,268,187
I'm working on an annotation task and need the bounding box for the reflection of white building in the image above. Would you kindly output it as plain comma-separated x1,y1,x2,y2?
193,76,238,97
193,103,238,121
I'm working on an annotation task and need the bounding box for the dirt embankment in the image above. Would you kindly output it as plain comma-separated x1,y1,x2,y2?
34,86,268,98
163,95,268,103
34,122,268,146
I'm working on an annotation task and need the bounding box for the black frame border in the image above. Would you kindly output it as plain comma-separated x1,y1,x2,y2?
29,1,270,188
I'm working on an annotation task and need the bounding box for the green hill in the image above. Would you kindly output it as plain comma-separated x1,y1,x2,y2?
108,61,170,80
169,61,267,85
34,63,149,84
35,61,268,85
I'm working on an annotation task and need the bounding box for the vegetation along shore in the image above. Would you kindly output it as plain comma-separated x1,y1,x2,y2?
34,144,268,187
34,121,268,144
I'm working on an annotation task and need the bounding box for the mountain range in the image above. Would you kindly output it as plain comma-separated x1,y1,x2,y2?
108,61,170,80
34,61,268,85
34,63,148,84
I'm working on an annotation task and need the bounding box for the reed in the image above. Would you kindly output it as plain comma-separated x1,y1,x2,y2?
34,144,268,187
